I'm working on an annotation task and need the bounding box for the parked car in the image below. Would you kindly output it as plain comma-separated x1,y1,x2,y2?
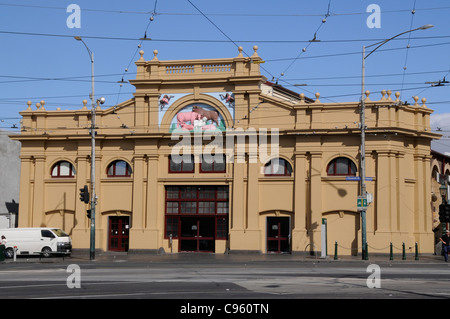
0,228,72,258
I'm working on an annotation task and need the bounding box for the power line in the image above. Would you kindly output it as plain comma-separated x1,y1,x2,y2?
0,91,135,102
0,2,449,17
1,68,447,86
185,0,275,80
111,0,159,133
277,0,332,80
399,0,418,98
1,29,449,44
265,41,450,63
283,69,450,82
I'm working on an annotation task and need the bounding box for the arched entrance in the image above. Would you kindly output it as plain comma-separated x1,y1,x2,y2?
261,211,293,254
104,211,132,252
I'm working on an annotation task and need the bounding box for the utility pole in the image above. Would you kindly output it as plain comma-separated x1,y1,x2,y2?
359,24,433,260
75,36,104,260
360,45,368,260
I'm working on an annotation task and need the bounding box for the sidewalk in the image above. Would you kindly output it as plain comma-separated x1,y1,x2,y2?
2,250,447,264
64,250,448,264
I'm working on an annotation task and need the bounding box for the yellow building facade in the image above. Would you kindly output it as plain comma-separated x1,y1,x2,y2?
12,47,440,256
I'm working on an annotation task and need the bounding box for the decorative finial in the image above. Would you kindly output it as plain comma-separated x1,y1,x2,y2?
413,96,419,106
315,92,320,103
299,93,305,104
252,45,259,57
386,90,392,101
380,90,386,100
82,99,88,110
365,90,371,101
40,100,45,110
152,49,158,61
395,91,401,102
138,50,145,61
421,97,427,108
237,46,243,57
26,101,32,110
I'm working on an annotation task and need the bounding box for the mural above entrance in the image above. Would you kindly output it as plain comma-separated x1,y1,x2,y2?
158,92,235,129
170,103,226,132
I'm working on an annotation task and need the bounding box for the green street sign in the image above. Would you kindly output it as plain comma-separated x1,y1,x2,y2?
357,196,368,211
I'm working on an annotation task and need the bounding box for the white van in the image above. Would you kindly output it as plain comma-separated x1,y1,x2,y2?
0,228,72,258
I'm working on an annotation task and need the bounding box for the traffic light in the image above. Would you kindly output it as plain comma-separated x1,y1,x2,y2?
86,209,91,219
79,185,89,204
439,204,450,223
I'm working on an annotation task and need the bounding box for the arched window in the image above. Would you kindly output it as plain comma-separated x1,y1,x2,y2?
264,158,292,176
327,157,357,176
51,161,76,178
107,160,132,177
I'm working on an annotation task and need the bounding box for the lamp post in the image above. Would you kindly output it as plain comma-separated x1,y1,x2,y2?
360,24,433,260
74,36,105,260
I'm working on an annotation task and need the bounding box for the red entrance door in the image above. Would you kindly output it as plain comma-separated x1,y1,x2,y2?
109,216,129,252
180,217,215,252
267,217,291,253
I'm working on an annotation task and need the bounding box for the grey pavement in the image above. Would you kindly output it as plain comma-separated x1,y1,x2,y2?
4,249,445,264
1,251,449,301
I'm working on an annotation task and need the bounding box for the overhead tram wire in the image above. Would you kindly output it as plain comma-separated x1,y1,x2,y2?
1,30,449,44
399,0,417,99
281,69,450,82
186,0,276,81
111,0,159,132
0,2,449,17
275,0,332,85
1,67,447,88
265,40,450,63
2,41,448,86
2,3,447,110
409,67,450,105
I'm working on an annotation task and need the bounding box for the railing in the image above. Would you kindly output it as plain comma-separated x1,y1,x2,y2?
201,63,232,73
165,64,194,74
164,63,232,75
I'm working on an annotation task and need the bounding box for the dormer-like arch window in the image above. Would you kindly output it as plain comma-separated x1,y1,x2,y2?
264,158,293,176
107,160,132,177
327,157,357,176
51,161,76,178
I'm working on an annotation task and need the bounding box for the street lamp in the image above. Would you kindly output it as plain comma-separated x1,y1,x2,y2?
359,24,433,260
74,36,103,260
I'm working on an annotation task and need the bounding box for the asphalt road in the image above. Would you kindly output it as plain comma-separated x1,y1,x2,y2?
1,253,449,304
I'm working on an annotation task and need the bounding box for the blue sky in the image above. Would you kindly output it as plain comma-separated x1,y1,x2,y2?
0,0,449,151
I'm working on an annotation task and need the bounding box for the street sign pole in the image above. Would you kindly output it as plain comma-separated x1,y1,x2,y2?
357,195,368,260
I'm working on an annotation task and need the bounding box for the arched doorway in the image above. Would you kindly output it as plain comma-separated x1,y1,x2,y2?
105,211,131,252
266,217,291,253
261,211,293,254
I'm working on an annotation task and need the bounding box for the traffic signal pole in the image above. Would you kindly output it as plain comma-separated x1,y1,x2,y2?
89,51,96,261
75,36,104,261
359,25,433,261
